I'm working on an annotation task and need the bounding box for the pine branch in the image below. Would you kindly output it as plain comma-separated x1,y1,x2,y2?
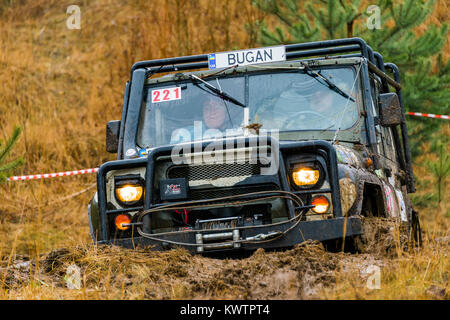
0,157,24,172
0,125,22,164
0,125,24,182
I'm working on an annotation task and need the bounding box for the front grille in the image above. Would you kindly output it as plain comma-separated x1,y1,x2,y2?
167,162,267,181
190,184,279,201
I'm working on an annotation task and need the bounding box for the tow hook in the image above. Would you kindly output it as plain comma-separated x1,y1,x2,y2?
245,231,282,241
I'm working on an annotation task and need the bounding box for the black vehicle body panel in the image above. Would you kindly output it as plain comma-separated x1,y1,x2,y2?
89,37,416,252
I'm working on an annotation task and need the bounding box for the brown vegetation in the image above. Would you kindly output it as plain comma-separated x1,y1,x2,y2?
0,0,448,300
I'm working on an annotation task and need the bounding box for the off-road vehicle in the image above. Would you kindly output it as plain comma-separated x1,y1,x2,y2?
88,37,421,253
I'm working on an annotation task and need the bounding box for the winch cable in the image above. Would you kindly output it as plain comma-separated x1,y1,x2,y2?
137,190,303,219
137,205,305,248
136,191,305,225
135,190,311,247
137,194,302,220
137,194,304,223
137,201,305,248
240,208,307,244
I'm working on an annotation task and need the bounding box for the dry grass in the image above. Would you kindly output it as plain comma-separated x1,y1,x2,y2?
322,218,449,300
0,0,261,254
0,0,448,300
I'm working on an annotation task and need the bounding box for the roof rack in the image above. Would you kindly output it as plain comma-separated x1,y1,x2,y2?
130,37,379,77
130,37,401,102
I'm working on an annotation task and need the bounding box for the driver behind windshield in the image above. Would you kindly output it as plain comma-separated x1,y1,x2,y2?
305,81,358,130
266,89,310,130
256,78,358,131
170,96,242,144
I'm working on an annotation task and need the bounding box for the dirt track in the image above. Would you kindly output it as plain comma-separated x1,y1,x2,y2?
1,218,447,299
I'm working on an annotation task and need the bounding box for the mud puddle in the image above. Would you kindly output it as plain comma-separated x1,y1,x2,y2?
0,218,426,299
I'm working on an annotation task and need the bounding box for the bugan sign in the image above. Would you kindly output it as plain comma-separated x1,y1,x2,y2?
208,46,286,69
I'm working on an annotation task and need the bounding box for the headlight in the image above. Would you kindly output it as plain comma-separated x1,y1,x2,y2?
114,175,144,206
115,184,143,203
311,195,330,214
292,167,320,188
291,162,325,190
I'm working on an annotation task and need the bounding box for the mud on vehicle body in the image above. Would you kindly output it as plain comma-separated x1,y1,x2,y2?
88,38,421,253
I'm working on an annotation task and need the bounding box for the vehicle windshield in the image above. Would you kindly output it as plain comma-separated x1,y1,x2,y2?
137,66,360,149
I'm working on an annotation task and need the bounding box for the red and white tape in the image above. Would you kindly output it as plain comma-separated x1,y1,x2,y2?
407,112,449,120
4,112,448,182
8,168,99,181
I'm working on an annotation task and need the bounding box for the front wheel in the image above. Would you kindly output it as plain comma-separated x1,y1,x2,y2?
322,235,365,253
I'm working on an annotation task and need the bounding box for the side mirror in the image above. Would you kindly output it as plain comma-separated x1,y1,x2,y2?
106,120,120,153
379,93,403,127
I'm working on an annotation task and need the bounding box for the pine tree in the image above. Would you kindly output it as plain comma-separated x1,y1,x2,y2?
0,126,24,182
250,0,449,159
425,133,450,204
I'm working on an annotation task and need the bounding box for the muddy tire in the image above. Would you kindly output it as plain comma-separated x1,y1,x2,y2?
343,216,410,256
347,234,366,253
322,234,365,253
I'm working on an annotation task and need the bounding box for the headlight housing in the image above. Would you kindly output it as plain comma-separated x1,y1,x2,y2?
114,175,145,206
290,163,324,190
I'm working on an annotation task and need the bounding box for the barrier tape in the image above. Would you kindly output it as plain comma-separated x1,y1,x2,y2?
5,112,448,182
407,112,449,120
8,168,99,181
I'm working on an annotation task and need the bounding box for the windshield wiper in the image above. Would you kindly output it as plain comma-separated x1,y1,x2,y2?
189,74,246,108
300,62,355,102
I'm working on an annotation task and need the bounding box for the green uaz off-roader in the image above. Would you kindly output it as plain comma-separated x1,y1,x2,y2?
88,38,421,253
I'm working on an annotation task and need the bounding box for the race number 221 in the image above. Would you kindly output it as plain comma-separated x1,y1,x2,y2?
151,87,181,103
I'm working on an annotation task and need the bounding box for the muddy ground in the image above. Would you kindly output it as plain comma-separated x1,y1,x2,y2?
0,217,447,299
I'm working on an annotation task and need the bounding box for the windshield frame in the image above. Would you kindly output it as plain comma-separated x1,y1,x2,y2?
123,58,366,156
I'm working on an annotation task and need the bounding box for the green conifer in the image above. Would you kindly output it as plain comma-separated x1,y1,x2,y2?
250,0,449,158
0,126,24,182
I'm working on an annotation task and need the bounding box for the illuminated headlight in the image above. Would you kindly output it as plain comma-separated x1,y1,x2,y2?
290,163,324,190
114,176,144,206
292,167,320,186
116,185,143,202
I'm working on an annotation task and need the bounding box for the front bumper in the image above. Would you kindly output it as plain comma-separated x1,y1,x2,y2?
98,216,363,254
94,138,355,252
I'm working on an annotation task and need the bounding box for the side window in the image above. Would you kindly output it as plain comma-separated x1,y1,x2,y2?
382,126,397,161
